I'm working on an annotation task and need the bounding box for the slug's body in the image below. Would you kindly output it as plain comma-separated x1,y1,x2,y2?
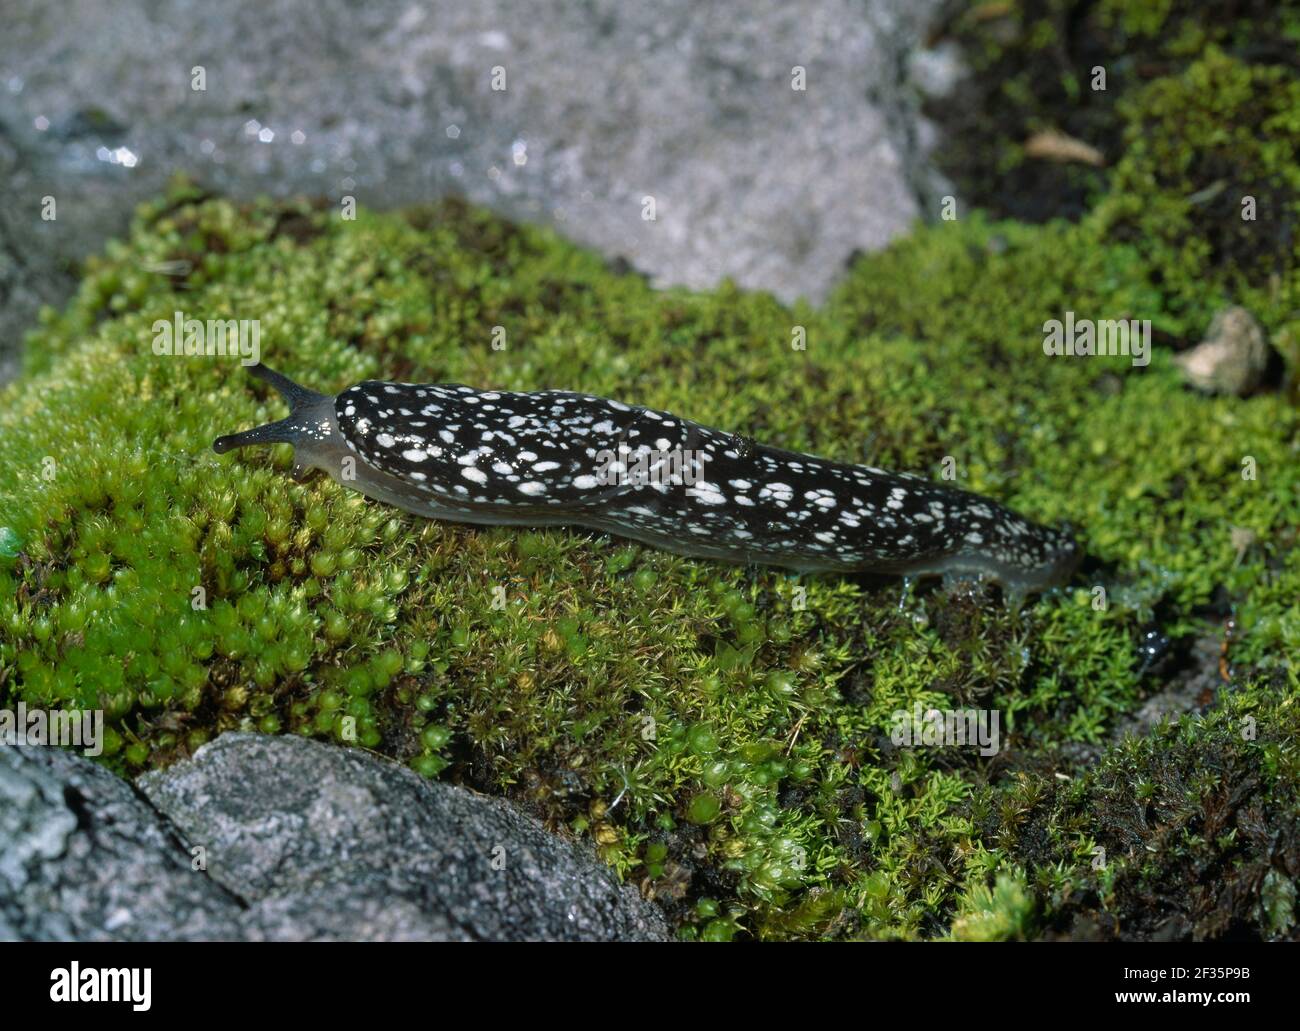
213,365,1081,596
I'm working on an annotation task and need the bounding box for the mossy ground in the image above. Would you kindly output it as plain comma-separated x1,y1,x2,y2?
932,0,1300,230
3,23,1299,941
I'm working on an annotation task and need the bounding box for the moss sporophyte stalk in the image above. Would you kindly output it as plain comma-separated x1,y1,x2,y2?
4,43,1300,941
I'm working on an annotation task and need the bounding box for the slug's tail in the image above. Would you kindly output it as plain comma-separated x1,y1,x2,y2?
212,364,332,454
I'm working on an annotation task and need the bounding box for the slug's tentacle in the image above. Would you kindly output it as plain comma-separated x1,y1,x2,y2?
244,362,333,411
212,415,302,454
212,364,332,453
213,366,1083,596
211,365,346,479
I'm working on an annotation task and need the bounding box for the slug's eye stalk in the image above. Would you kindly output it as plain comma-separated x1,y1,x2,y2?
211,416,300,454
211,364,334,456
243,362,329,410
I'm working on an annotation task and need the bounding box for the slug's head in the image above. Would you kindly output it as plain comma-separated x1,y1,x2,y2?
212,364,342,478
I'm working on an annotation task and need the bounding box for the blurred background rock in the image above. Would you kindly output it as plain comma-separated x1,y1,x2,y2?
0,0,956,384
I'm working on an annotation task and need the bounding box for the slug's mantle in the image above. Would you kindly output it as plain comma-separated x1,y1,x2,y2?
214,364,1082,597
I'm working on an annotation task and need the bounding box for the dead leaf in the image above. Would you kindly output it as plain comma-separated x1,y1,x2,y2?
1024,130,1105,167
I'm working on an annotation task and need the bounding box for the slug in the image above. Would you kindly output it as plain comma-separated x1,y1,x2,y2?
213,364,1081,598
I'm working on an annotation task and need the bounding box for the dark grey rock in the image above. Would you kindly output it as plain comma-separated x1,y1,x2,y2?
0,0,949,382
0,744,246,941
0,734,668,940
0,733,670,941
0,119,98,386
138,733,670,941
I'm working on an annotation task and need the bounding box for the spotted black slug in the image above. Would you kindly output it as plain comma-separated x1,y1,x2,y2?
213,364,1081,598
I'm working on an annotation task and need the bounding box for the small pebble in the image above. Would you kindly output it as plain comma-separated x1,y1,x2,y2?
1176,306,1271,396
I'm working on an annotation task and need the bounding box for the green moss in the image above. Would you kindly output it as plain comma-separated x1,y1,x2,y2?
1000,673,1300,940
1094,47,1300,331
949,871,1037,941
933,0,1300,226
2,102,1298,941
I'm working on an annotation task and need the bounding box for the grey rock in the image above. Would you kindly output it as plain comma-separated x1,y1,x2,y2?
0,0,949,382
139,733,670,941
1175,305,1272,396
907,41,966,101
0,120,92,386
0,744,246,941
1,736,668,940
